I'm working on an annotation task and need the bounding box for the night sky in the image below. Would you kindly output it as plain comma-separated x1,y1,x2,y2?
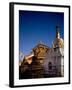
19,10,64,55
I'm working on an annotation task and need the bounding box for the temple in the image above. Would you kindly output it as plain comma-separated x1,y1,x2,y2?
44,26,64,77
19,26,64,79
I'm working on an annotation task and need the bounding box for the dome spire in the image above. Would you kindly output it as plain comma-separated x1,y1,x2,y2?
56,26,60,39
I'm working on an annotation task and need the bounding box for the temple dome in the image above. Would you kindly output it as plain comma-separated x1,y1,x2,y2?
52,38,64,48
52,26,64,48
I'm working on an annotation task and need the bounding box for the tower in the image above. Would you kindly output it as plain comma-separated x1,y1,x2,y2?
52,26,64,76
52,26,64,48
44,26,64,77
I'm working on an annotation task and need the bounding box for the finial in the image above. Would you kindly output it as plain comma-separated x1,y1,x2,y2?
56,25,60,39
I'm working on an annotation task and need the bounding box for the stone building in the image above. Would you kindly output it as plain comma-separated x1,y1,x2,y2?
44,26,64,77
32,42,50,65
19,26,64,79
19,42,50,79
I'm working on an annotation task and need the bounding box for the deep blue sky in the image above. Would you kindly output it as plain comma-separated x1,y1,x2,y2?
19,10,64,55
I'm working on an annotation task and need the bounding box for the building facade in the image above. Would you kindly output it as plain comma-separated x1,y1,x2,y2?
44,26,64,77
19,26,64,79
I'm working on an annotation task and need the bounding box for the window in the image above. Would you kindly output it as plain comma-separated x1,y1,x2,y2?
48,62,52,70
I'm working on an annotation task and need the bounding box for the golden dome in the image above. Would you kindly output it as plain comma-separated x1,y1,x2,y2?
52,38,64,48
52,26,64,48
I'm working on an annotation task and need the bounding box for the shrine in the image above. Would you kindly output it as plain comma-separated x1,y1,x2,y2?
19,26,64,79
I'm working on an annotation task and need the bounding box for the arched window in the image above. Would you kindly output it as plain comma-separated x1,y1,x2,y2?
48,62,52,70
